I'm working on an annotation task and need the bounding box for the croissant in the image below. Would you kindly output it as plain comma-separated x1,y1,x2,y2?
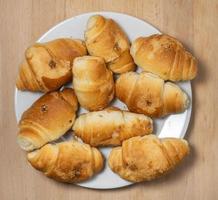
116,72,189,117
108,135,190,182
73,56,114,111
73,107,153,147
17,88,78,151
130,34,197,81
27,140,104,183
85,15,135,73
16,38,87,92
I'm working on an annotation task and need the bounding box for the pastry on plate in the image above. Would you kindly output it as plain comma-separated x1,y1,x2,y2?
17,88,78,151
27,140,104,183
16,38,87,92
73,56,114,111
73,107,153,146
85,15,135,73
116,72,189,117
130,34,197,81
108,134,189,182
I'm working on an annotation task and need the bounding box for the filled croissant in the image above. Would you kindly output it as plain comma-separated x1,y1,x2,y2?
27,140,104,183
16,38,87,92
116,72,189,117
109,135,190,182
73,107,153,147
73,56,114,111
85,15,135,73
131,34,197,81
17,88,78,151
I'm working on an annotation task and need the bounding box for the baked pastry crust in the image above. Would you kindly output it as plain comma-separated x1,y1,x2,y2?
116,72,189,117
16,38,87,92
27,140,104,183
109,135,190,182
85,15,135,73
73,56,114,111
130,34,197,81
73,107,153,146
17,88,78,151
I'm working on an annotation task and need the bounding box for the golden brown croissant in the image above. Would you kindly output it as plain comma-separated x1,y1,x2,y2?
85,15,135,73
73,56,114,111
27,140,104,183
108,135,189,182
73,107,153,147
130,34,197,81
16,38,87,92
116,72,189,117
17,88,78,151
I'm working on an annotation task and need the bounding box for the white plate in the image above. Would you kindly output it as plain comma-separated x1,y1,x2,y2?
14,11,192,189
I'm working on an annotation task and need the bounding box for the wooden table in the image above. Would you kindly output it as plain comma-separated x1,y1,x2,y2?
0,0,217,199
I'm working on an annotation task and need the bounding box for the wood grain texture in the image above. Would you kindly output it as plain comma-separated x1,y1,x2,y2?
0,0,218,199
